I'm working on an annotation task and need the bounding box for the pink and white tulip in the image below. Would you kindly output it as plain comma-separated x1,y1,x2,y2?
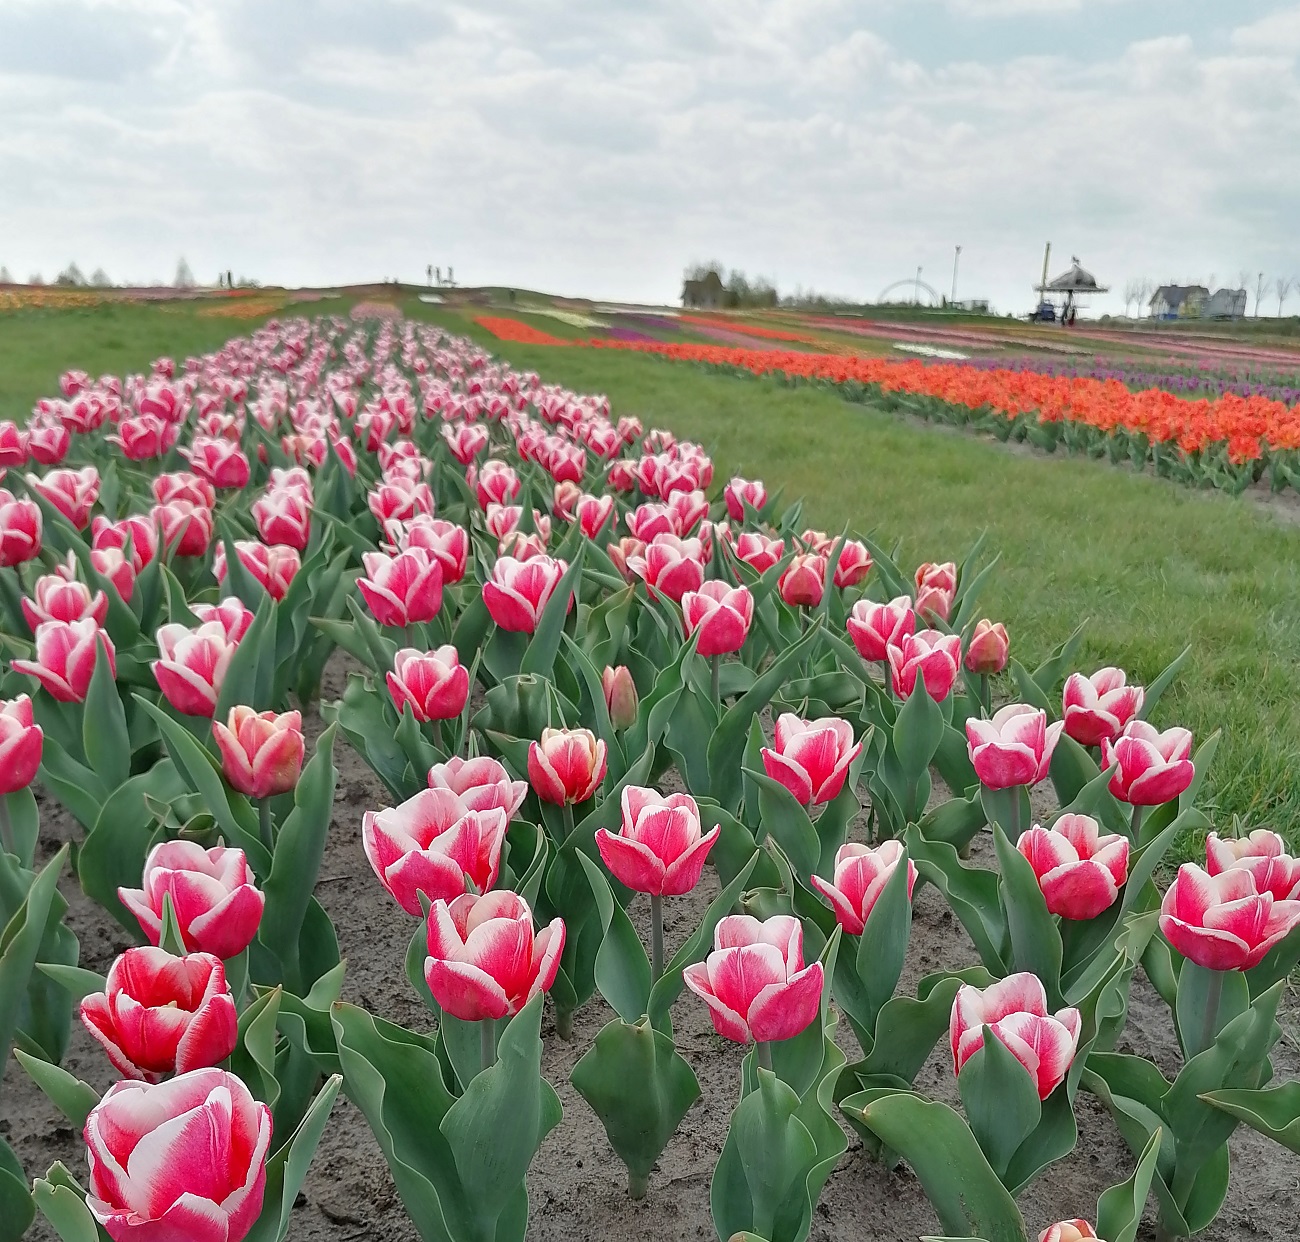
427,756,528,820
1062,668,1145,747
212,707,305,800
483,555,569,633
11,620,114,703
811,841,917,935
847,596,915,662
1016,815,1130,920
966,704,1064,790
887,630,962,700
1159,863,1300,971
1102,720,1195,806
153,621,238,717
0,489,42,568
358,547,443,628
528,727,607,806
0,696,43,794
387,646,470,722
1205,830,1300,901
761,713,862,807
681,580,753,657
596,787,720,896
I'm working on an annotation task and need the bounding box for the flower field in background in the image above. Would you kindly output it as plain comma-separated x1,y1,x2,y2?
475,314,573,345
0,310,1298,1242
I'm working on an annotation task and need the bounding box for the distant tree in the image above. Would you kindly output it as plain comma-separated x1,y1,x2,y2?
174,257,196,288
29,273,45,285
1122,278,1142,317
55,262,87,286
1254,273,1271,318
684,260,727,284
1237,269,1253,294
90,267,113,287
1276,275,1295,317
0,265,11,284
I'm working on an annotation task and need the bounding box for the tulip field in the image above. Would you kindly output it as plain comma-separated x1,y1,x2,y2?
1,302,1299,1242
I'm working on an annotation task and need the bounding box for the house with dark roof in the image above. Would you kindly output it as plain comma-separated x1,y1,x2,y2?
1149,285,1207,319
682,270,725,309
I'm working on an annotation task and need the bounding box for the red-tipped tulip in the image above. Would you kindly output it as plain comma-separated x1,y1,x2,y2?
887,630,962,700
152,500,214,558
734,531,784,574
483,554,569,633
847,595,915,662
214,541,300,602
1102,720,1194,806
11,620,114,704
627,533,706,603
601,664,639,730
84,1068,271,1242
596,786,720,896
683,914,824,1044
966,704,1063,790
387,646,470,722
723,476,766,520
251,487,312,550
1205,829,1300,901
681,580,753,657
212,707,305,799
91,546,136,602
528,726,607,805
1039,1222,1099,1242
191,597,254,644
153,621,237,717
152,471,215,509
965,619,1009,674
183,437,251,489
92,513,158,573
427,756,528,820
364,788,509,915
1062,668,1145,747
475,458,522,508
573,493,615,539
80,947,238,1081
119,842,265,960
358,547,444,627
1159,863,1300,970
950,972,1081,1100
391,515,470,584
761,712,862,807
21,573,108,629
0,488,43,567
424,890,565,1021
827,538,872,587
778,553,826,608
26,466,99,528
0,695,43,794
810,841,917,935
1017,814,1130,920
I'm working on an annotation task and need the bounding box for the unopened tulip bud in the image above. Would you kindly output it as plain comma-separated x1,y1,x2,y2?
965,619,1009,674
601,665,639,730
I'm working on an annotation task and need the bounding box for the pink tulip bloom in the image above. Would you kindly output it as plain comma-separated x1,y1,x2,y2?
475,459,522,508
483,554,569,633
390,515,469,584
667,488,709,536
847,596,915,663
596,786,720,896
1062,668,1145,747
387,646,470,722
26,466,99,528
528,727,607,806
443,421,490,464
1039,1222,1099,1242
607,535,646,582
683,914,824,1045
191,597,254,644
967,704,1064,790
12,619,114,703
1159,863,1300,970
829,538,872,588
1017,814,1130,920
152,471,216,509
627,503,676,543
1102,720,1195,806
152,500,214,558
81,947,238,1081
606,459,637,492
368,478,434,525
427,756,528,820
28,424,71,466
887,629,962,700
950,972,1081,1100
84,1068,271,1242
213,706,305,800
424,890,565,1021
914,581,955,623
0,696,43,794
965,619,1010,674
551,481,583,522
119,842,265,960
601,665,639,730
723,476,767,521
915,560,957,593
0,488,42,568
627,533,706,604
0,421,29,467
214,541,301,602
92,513,159,573
91,547,136,603
153,621,238,717
810,841,917,935
364,787,509,915
22,573,108,629
734,531,784,574
358,547,444,628
761,713,862,807
682,580,753,658
182,437,251,490
1205,829,1300,901
778,553,826,608
110,414,177,461
546,443,586,485
251,487,312,550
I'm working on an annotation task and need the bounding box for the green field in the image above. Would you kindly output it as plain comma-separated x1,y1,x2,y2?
5,297,1299,845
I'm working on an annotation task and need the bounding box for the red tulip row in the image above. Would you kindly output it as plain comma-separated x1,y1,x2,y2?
0,313,1296,1242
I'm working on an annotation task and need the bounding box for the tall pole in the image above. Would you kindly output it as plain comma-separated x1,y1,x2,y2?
951,245,962,306
1255,271,1265,318
915,266,922,306
1039,242,1052,313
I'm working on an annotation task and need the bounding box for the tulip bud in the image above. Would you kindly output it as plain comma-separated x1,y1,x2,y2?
965,619,1009,674
213,706,305,799
528,727,607,806
601,665,639,730
0,695,43,795
1039,1221,1098,1242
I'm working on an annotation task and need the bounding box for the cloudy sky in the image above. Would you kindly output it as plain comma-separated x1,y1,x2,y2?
2,0,1298,314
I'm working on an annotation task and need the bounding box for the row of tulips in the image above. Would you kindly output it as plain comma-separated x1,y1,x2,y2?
0,312,1297,1242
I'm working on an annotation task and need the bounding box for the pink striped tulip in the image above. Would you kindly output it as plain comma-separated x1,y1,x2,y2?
251,487,312,550
950,973,1081,1100
475,459,521,508
26,467,99,528
551,481,582,522
0,421,28,466
1205,830,1300,901
84,1068,271,1242
965,619,1009,674
734,531,784,574
528,727,607,805
427,756,528,820
607,536,645,582
667,488,709,536
443,421,490,464
0,489,42,568
358,547,443,627
153,621,237,717
723,476,767,520
212,707,305,799
22,573,108,629
887,630,962,700
152,500,214,558
111,414,177,461
573,493,615,539
1039,1222,1098,1242
390,516,470,584
627,533,706,603
811,841,917,935
91,547,136,603
119,842,265,960
183,437,250,489
80,948,238,1081
0,696,43,794
596,786,720,896
191,598,254,644
829,538,872,588
1016,815,1130,920
681,580,753,657
683,915,824,1045
12,620,114,703
364,788,509,915
152,471,216,509
367,478,434,525
1062,668,1145,747
28,424,71,465
483,555,569,633
601,664,639,730
387,646,470,722
424,890,565,1021
761,713,862,807
778,553,826,608
847,596,915,662
627,503,676,543
966,704,1063,790
214,541,300,602
1160,863,1300,970
1102,721,1194,806
92,513,158,573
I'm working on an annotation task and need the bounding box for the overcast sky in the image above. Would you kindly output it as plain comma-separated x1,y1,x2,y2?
2,0,1298,314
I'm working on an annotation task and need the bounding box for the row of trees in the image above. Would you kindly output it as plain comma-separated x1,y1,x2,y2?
1121,272,1299,319
682,263,862,310
0,258,258,289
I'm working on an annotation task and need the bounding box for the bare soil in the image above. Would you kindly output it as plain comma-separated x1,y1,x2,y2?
6,651,1297,1242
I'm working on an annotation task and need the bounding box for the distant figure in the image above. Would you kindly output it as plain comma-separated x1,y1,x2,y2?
1068,307,1077,326
227,270,233,288
427,264,433,286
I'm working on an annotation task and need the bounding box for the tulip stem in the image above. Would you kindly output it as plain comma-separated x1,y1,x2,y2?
0,799,14,858
1007,793,1022,840
627,1170,649,1200
405,623,420,650
1200,967,1224,1061
756,1041,774,1073
1129,804,1145,843
480,1018,497,1072
561,802,575,843
650,894,665,982
979,673,991,717
710,654,721,704
258,799,274,852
